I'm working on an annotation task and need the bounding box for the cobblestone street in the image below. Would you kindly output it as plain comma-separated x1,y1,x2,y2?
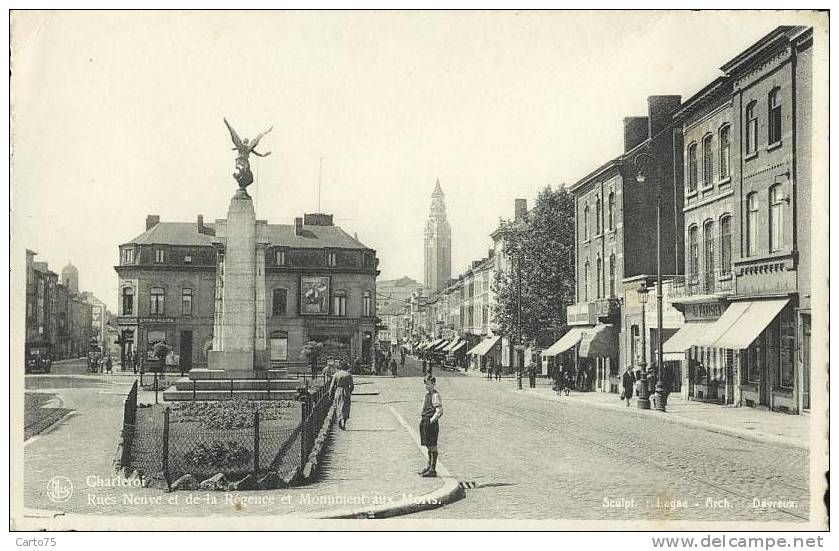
388,359,810,522
21,356,811,524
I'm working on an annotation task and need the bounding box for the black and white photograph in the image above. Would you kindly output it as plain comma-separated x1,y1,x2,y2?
8,9,830,538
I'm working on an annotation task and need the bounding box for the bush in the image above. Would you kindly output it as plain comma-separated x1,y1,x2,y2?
184,440,251,471
170,400,295,429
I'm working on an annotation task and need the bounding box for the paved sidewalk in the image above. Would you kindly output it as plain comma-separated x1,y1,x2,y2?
505,382,809,449
21,377,458,526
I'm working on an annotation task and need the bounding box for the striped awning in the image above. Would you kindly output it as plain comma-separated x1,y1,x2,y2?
541,327,587,357
466,336,502,356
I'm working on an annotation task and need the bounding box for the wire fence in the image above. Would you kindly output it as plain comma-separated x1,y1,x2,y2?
123,376,333,489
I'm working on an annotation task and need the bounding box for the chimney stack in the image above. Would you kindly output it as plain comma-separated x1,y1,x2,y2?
294,217,303,236
197,214,204,231
623,117,649,152
146,215,160,230
514,199,527,221
647,95,682,139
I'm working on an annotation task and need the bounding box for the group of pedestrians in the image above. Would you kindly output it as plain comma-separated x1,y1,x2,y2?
484,357,502,381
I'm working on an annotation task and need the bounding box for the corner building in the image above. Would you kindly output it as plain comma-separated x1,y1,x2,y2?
115,213,379,370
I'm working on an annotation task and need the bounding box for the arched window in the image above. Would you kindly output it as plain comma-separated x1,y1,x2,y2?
746,101,758,154
687,143,698,193
583,205,590,240
720,215,732,275
596,256,603,299
122,287,134,316
608,192,615,231
688,226,699,282
609,253,616,298
769,185,786,251
181,288,193,316
150,287,165,315
769,88,782,145
595,196,602,235
719,125,731,180
583,261,590,302
702,134,713,186
746,193,759,256
703,220,715,291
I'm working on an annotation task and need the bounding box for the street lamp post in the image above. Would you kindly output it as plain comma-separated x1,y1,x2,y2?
515,242,523,390
636,283,651,409
636,152,668,412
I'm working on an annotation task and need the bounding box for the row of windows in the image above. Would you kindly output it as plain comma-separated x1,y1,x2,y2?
121,287,193,316
272,249,375,268
272,288,373,318
688,216,732,285
581,192,616,241
123,287,374,318
746,88,783,155
686,183,788,285
687,124,731,193
581,253,617,301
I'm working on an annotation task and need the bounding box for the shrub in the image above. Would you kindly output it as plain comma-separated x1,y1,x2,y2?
184,440,251,471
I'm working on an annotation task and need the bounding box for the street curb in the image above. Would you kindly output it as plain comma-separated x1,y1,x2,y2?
301,402,337,481
512,388,807,450
309,477,464,519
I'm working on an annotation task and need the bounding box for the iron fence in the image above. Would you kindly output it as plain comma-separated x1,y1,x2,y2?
125,375,334,489
119,380,138,468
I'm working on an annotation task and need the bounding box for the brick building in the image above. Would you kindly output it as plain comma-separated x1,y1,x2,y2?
665,26,813,414
115,213,379,370
562,96,684,393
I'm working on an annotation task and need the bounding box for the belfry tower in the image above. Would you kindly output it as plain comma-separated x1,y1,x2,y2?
424,179,452,293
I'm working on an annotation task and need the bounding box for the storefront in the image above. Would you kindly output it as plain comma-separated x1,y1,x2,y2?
578,324,619,393
668,297,795,412
541,327,587,380
467,335,501,371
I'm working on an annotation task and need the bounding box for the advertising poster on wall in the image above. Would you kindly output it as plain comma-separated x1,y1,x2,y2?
300,276,330,315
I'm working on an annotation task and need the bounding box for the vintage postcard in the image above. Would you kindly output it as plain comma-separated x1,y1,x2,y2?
8,10,829,534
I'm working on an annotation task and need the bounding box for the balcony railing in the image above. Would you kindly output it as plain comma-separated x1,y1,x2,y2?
671,270,734,298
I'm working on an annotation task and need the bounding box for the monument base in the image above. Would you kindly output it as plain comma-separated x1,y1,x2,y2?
208,349,254,371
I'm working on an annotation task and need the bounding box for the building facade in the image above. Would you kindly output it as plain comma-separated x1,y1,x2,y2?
565,96,684,393
424,179,452,293
664,26,813,414
25,250,92,361
115,213,379,370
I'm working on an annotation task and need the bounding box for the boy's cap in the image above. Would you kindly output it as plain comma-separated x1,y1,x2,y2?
425,375,436,383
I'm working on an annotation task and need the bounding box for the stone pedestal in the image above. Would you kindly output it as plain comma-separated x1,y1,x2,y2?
207,189,268,371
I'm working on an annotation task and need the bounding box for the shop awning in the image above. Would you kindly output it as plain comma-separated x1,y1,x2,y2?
422,338,443,350
467,336,502,356
541,327,587,357
451,341,467,353
443,339,462,352
431,340,450,351
578,324,619,358
706,299,789,350
662,322,713,354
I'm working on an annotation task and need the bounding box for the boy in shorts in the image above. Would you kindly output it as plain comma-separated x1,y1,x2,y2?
418,376,443,477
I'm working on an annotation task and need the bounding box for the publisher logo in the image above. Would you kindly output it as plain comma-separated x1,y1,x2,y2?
46,476,73,503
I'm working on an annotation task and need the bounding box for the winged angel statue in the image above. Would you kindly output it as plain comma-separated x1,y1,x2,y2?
223,118,273,190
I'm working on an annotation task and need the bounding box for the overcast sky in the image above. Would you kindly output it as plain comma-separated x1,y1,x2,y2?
11,10,821,312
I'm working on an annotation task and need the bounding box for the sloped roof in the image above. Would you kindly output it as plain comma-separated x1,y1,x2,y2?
126,221,371,250
379,301,409,316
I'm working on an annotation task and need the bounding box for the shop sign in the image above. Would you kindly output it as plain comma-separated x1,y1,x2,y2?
684,302,723,322
139,317,175,324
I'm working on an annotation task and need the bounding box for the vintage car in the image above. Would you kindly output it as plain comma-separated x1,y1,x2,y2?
25,345,52,373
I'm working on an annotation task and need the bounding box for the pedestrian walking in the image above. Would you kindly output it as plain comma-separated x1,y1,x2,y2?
422,357,428,376
132,350,139,374
495,362,502,381
329,365,355,430
621,367,634,407
528,363,537,388
105,355,113,374
400,350,406,369
390,358,398,377
418,376,443,478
